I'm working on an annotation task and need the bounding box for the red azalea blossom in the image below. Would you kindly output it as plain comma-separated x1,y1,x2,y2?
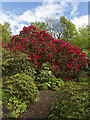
2,25,87,82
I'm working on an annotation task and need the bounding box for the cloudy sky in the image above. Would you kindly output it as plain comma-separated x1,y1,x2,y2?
0,0,89,35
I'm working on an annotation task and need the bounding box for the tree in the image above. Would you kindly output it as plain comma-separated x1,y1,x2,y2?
60,16,78,42
71,25,88,50
0,24,2,41
30,19,61,39
30,21,49,32
45,18,61,38
30,17,88,49
45,17,78,41
0,22,12,44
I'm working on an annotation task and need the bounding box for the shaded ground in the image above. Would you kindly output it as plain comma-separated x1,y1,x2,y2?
18,90,56,119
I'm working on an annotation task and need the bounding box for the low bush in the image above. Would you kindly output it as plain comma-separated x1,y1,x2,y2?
49,82,89,119
2,73,39,103
2,48,64,91
2,48,36,78
82,49,90,76
2,89,9,104
2,73,39,118
2,96,27,118
35,62,64,90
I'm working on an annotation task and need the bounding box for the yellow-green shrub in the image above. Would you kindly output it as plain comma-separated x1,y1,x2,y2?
35,62,64,90
49,82,89,119
2,48,36,78
2,73,39,103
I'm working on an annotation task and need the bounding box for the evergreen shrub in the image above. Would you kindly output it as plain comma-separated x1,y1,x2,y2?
49,82,89,119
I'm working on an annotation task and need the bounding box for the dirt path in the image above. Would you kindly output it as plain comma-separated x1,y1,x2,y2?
18,90,56,119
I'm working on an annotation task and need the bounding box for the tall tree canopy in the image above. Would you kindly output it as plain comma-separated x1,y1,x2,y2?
60,16,78,42
71,25,88,50
0,22,12,44
30,19,61,38
30,17,88,50
45,18,61,38
30,21,49,32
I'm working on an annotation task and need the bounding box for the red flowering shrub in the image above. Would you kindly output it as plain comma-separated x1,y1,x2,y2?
2,25,87,81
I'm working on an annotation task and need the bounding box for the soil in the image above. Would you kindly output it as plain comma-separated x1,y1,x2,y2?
2,90,57,120
18,90,57,119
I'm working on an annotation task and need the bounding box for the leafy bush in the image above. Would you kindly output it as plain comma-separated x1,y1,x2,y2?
2,73,40,118
2,73,39,103
2,48,40,118
35,62,64,90
2,48,36,78
82,49,89,62
2,96,27,118
2,48,64,91
76,71,89,82
49,82,89,119
76,49,89,82
82,49,90,76
3,25,87,82
1,89,9,104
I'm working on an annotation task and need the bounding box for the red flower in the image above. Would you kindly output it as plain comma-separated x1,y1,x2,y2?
3,25,87,82
29,56,32,60
26,51,29,54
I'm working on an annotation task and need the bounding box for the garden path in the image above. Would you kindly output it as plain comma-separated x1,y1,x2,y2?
18,90,57,119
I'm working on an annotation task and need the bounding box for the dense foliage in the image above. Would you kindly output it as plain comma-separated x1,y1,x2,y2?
2,48,64,91
2,73,39,118
35,62,64,90
0,22,12,44
49,82,89,119
71,25,88,50
2,47,39,118
60,16,78,42
2,48,36,78
2,73,39,103
2,25,87,82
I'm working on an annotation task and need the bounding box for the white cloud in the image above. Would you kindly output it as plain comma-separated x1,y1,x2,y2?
70,2,79,17
71,15,88,30
0,1,70,35
16,10,36,23
35,2,68,19
15,23,28,35
0,1,87,35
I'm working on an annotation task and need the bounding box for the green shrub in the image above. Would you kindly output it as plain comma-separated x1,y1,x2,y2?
76,73,89,82
2,89,9,104
82,49,89,63
2,48,36,78
49,82,89,119
2,73,40,118
2,73,39,103
82,49,89,76
35,62,64,90
2,96,27,118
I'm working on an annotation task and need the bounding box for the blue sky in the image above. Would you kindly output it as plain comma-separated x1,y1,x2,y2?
0,0,89,35
2,2,88,16
2,2,43,14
